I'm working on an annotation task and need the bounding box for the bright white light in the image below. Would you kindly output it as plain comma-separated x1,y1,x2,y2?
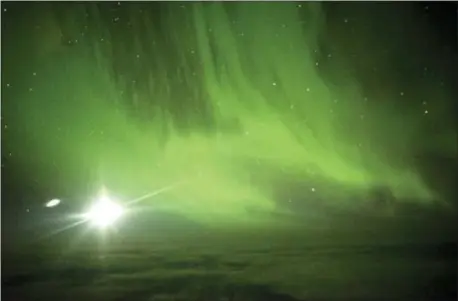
46,199,61,208
85,196,124,228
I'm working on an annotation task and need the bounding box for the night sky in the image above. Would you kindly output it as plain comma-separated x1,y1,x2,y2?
1,2,457,301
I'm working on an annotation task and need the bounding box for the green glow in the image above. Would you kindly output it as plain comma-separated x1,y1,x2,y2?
7,3,455,224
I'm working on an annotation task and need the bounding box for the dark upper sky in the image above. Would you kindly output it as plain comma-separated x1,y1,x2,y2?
1,2,457,229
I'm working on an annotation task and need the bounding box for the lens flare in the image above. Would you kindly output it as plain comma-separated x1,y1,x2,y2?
45,199,61,208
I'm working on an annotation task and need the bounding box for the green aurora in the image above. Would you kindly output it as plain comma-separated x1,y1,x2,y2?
4,3,455,224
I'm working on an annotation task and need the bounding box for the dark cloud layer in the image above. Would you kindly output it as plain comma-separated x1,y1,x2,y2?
3,232,457,301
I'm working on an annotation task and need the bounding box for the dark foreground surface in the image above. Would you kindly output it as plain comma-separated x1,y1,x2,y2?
2,225,457,301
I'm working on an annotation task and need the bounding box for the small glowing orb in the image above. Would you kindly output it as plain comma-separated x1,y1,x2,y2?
85,196,124,228
46,199,61,208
